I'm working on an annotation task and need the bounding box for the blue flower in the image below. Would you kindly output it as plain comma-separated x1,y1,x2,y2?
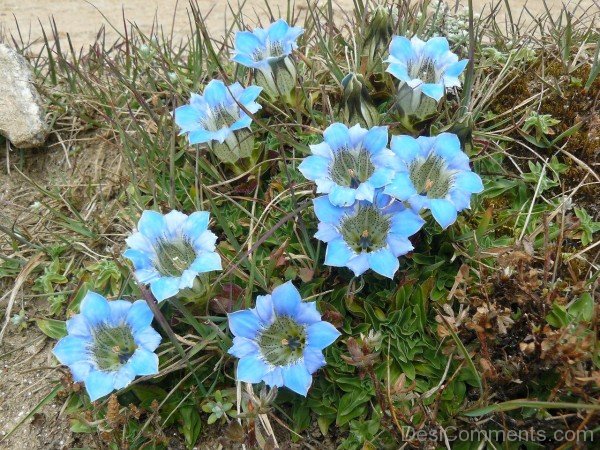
53,291,161,401
227,281,340,396
173,80,261,162
298,123,397,207
313,192,425,278
124,210,222,302
383,133,484,229
386,35,468,101
232,19,304,99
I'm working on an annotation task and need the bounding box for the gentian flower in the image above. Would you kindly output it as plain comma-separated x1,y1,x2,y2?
313,192,425,278
386,36,468,123
384,133,483,229
173,80,262,163
53,291,161,401
232,19,304,99
124,210,222,302
298,123,397,207
227,282,340,396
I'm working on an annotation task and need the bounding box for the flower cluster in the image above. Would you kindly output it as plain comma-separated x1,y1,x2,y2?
52,18,483,404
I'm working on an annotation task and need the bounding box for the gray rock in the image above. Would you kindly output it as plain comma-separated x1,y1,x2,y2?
0,44,49,148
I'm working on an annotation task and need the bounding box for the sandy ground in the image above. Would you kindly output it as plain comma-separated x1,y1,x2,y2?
1,0,597,49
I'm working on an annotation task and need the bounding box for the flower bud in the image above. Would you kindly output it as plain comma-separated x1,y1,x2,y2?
340,73,379,128
362,6,394,69
254,55,297,100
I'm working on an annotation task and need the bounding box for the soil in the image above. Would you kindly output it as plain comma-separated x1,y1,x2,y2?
0,0,598,449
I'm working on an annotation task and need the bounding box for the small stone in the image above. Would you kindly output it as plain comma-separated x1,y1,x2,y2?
0,44,49,148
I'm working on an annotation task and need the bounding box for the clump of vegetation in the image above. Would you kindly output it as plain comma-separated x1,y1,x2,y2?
0,0,598,449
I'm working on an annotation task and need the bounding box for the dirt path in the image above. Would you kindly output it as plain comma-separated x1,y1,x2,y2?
2,1,597,49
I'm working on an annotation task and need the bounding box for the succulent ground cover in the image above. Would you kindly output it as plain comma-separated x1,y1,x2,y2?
0,0,598,448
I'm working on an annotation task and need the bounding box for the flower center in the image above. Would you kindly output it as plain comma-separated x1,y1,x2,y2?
409,153,453,198
409,58,437,83
153,238,196,277
258,316,307,366
91,324,137,371
205,105,239,131
340,205,390,253
252,39,285,61
330,147,375,188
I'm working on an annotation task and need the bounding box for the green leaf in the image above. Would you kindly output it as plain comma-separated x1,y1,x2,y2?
545,303,570,328
35,318,67,339
336,391,369,426
179,406,201,449
569,293,594,322
464,400,600,417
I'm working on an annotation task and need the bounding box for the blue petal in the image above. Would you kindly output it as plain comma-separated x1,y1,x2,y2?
203,80,227,108
455,171,483,193
390,208,425,237
234,31,263,55
128,348,159,376
271,281,302,317
306,321,341,350
192,230,218,253
113,366,136,390
69,361,93,382
108,300,131,326
386,63,411,83
267,19,291,42
421,83,444,101
390,135,420,163
324,238,353,267
255,295,274,325
368,248,399,278
315,178,335,194
363,126,389,154
138,210,167,243
348,124,368,148
179,268,196,289
294,302,322,325
53,336,91,365
164,210,188,237
80,292,110,326
445,59,468,77
314,222,340,243
313,196,348,224
431,133,462,163
430,198,458,229
181,211,210,242
66,315,91,338
408,194,431,212
423,36,450,60
237,354,269,383
125,231,154,253
84,370,116,401
309,142,333,159
173,104,201,131
188,128,215,144
150,277,180,302
282,361,312,396
125,300,154,333
228,310,262,339
354,181,375,202
389,36,416,62
298,155,330,181
232,53,261,69
303,347,326,374
134,326,162,351
386,234,414,257
123,248,153,270
346,253,370,276
384,172,417,201
450,189,471,211
189,252,222,273
133,268,161,285
228,336,260,358
368,167,396,189
262,367,284,387
323,123,350,151
328,185,357,207
238,85,263,105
